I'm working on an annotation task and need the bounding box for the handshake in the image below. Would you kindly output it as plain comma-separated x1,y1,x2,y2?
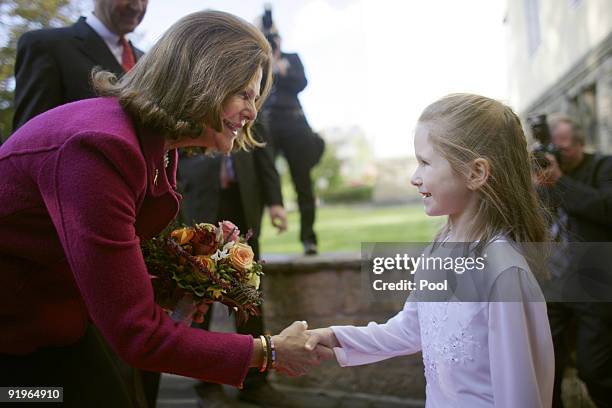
253,321,341,377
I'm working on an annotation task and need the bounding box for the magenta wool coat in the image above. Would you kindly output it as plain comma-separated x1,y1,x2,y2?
0,97,253,387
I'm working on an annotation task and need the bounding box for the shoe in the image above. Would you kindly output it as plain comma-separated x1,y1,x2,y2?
238,382,303,408
303,241,318,256
194,382,238,408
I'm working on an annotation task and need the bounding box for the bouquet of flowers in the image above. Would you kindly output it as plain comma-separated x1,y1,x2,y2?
142,220,264,325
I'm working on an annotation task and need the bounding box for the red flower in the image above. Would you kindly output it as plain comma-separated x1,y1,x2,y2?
192,223,219,255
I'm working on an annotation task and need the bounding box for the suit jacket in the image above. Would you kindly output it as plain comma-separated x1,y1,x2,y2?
178,128,283,239
263,52,307,111
11,17,144,133
0,97,253,386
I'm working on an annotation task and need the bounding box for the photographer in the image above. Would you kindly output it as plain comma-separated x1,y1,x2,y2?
259,7,324,256
533,115,612,407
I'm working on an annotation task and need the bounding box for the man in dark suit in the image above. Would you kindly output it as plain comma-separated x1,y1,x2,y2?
179,129,287,261
261,30,322,256
12,0,147,132
179,124,297,408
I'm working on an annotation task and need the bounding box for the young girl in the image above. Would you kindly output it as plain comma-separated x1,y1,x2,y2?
306,94,554,407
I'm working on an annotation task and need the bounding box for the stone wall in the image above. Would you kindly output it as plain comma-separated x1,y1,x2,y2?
261,253,426,405
505,0,612,114
522,32,612,154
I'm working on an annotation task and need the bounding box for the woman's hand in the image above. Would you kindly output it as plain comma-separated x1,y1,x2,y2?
272,321,334,377
192,300,212,324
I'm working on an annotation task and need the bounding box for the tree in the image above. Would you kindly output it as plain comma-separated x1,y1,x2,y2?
0,0,82,139
312,143,342,192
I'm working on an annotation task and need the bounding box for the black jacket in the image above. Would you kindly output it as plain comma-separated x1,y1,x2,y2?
264,53,307,111
11,17,143,133
550,153,612,242
178,132,283,239
543,153,612,301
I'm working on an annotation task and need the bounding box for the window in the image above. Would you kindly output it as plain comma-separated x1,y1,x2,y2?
524,0,541,57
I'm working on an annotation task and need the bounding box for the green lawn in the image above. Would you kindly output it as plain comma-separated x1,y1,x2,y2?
260,203,445,254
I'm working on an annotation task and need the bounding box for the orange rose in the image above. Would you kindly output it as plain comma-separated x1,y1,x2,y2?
228,242,254,272
171,227,195,245
193,255,216,281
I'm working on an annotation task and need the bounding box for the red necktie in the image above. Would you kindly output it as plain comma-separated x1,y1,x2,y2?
119,37,135,71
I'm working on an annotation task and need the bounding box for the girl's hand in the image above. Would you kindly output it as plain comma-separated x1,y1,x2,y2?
305,327,340,349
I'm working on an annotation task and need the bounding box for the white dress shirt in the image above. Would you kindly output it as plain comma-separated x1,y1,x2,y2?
84,12,125,65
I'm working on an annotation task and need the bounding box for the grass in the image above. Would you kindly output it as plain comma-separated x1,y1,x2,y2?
260,203,445,254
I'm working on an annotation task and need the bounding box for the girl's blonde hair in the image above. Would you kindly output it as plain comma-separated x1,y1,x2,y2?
418,94,549,255
93,10,273,150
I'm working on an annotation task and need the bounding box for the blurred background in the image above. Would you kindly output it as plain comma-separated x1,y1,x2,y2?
2,2,610,406
1,0,611,254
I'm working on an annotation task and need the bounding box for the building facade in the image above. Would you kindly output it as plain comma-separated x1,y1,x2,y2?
505,0,612,152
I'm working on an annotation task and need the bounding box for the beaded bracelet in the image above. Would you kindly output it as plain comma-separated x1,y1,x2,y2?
259,335,268,372
266,334,276,370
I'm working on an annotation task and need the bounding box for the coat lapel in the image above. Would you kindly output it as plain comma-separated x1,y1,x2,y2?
133,125,181,239
132,43,144,61
71,17,124,76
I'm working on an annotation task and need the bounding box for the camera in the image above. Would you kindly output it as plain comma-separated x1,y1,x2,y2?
527,114,561,169
262,4,278,53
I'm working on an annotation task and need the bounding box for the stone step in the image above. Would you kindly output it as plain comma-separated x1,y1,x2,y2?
156,374,425,408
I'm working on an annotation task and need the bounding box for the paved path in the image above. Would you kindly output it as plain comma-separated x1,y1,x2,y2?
156,374,260,408
156,373,425,408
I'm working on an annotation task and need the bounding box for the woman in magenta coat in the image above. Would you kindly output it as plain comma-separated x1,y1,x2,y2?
0,10,329,407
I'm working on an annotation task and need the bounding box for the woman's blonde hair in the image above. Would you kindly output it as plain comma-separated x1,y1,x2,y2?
418,94,549,259
93,10,273,150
